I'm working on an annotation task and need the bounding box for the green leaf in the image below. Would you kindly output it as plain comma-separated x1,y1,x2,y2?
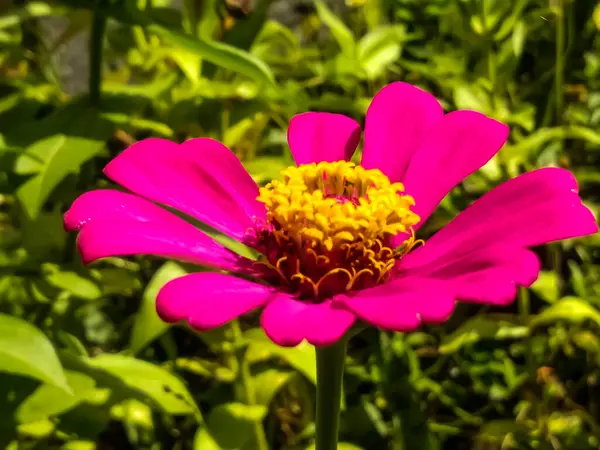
439,315,528,354
530,271,560,303
14,108,112,219
512,20,527,57
245,328,316,384
148,24,275,87
129,261,188,354
357,26,405,79
207,403,268,449
194,427,222,450
0,314,71,392
314,0,356,59
16,371,96,423
45,269,102,301
253,369,295,406
89,354,198,415
531,297,600,328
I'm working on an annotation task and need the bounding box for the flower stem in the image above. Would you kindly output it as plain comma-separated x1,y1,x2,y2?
315,338,348,450
89,10,106,107
230,320,269,450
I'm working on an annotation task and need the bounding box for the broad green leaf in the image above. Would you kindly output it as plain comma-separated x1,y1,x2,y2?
58,351,187,414
0,314,70,392
253,369,295,406
89,354,198,415
148,23,275,87
314,0,356,59
16,371,96,423
169,49,203,85
45,269,102,301
194,427,222,450
245,328,316,384
129,261,188,354
531,297,600,328
15,108,112,219
530,271,560,303
439,315,528,354
207,403,268,449
453,84,491,115
357,26,405,79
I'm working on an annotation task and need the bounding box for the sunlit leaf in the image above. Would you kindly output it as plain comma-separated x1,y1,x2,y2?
357,25,405,79
530,271,560,303
253,369,295,406
16,371,96,423
194,427,222,450
0,314,71,393
14,108,112,219
45,269,102,301
207,403,267,449
314,0,356,59
129,261,187,354
531,297,600,328
88,354,198,416
245,328,316,384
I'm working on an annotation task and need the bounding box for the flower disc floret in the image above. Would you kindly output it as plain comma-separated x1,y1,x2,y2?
253,161,420,300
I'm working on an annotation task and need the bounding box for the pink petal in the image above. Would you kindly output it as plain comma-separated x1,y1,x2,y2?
67,190,247,272
287,112,361,165
340,278,455,332
401,168,598,271
157,273,273,329
261,295,355,347
103,138,264,240
361,82,444,180
400,245,540,306
401,110,509,228
65,189,176,231
451,267,532,306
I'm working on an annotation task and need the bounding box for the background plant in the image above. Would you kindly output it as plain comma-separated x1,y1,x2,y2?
1,0,600,448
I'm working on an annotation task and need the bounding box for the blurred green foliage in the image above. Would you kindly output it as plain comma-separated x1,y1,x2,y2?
1,0,600,448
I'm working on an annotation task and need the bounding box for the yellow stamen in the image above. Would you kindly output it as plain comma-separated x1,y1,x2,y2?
253,161,421,300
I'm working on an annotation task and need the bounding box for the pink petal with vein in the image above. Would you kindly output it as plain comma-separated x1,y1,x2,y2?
66,190,247,272
340,278,455,332
261,295,355,347
157,273,273,329
103,138,264,240
361,82,444,180
401,110,509,228
287,112,361,165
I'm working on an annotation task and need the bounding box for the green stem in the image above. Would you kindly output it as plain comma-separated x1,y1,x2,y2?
231,320,269,450
89,10,106,107
518,287,535,375
315,339,348,450
555,0,565,125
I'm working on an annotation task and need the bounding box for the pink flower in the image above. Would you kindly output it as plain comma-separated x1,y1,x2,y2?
64,82,598,347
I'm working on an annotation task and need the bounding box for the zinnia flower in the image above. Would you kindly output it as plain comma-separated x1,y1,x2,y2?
64,82,598,347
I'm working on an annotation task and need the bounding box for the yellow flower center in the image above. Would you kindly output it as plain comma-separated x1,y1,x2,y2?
252,161,420,301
